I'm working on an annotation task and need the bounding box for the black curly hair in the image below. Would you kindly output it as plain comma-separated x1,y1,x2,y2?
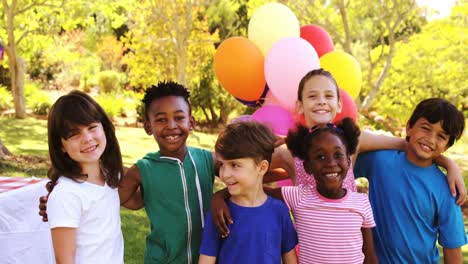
286,118,361,162
142,81,191,120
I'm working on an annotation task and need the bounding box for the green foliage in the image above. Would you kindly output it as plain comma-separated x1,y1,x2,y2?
24,82,52,115
371,4,468,126
0,86,13,111
95,91,139,121
97,70,122,94
95,93,126,120
96,36,125,71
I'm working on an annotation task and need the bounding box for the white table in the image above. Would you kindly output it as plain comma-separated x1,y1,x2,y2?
0,176,55,264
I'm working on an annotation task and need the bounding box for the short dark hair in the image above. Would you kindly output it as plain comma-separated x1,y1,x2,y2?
215,121,276,164
407,98,464,147
47,90,123,191
142,81,191,120
297,68,341,102
286,118,361,161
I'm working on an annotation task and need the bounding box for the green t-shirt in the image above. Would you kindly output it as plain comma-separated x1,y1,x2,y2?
136,146,215,264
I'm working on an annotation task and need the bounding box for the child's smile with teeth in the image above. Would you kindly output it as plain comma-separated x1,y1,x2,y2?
81,145,98,153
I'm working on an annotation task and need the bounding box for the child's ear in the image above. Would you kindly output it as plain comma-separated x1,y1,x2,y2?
143,121,152,136
296,100,304,115
337,98,343,113
189,116,195,131
258,160,269,175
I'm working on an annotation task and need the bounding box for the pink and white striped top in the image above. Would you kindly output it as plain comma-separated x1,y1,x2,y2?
294,157,357,191
282,185,375,264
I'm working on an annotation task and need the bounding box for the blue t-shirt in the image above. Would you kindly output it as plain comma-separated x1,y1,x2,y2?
354,150,467,263
199,196,298,264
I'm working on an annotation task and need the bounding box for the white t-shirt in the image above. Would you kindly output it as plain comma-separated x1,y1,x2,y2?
48,177,124,264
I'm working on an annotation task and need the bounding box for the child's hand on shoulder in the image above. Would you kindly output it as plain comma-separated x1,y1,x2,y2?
210,188,232,238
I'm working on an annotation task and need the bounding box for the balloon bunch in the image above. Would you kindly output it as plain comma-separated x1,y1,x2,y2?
215,3,360,135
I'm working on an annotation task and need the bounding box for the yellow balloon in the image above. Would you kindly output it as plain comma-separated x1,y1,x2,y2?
248,3,300,56
319,51,362,99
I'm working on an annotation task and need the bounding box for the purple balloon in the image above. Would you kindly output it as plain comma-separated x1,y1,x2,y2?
251,105,294,136
230,115,252,124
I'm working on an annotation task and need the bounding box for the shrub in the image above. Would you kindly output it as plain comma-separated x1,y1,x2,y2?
96,93,133,121
0,86,13,111
28,92,52,115
97,71,121,94
24,82,52,115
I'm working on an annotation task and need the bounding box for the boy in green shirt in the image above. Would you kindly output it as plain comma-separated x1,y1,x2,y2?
119,81,215,263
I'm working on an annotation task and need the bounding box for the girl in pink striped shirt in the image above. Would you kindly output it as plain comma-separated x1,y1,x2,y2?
277,118,377,264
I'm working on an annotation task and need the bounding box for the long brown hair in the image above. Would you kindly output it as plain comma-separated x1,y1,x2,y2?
47,90,123,191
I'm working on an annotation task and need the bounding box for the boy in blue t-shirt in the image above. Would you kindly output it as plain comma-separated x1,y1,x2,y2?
199,121,298,264
354,98,467,263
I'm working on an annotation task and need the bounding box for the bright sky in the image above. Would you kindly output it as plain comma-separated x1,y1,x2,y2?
416,0,455,20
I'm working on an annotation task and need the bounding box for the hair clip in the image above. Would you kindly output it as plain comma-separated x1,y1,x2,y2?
308,123,344,135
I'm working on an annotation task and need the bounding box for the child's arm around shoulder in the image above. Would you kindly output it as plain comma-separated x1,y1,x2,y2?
119,165,144,210
357,130,406,154
357,130,466,204
434,155,466,205
268,145,296,184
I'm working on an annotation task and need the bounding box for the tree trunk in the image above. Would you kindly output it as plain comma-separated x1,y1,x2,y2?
11,56,26,118
0,140,12,158
4,0,26,118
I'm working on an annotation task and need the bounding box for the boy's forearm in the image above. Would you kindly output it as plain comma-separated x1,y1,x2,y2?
263,168,289,184
443,247,462,264
434,155,457,170
121,188,144,210
358,130,406,154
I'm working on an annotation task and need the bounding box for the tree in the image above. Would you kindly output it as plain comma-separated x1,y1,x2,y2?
287,0,423,109
123,0,244,126
371,3,467,126
0,0,65,118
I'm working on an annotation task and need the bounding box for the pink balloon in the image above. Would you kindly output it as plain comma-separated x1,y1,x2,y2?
333,89,358,123
251,105,295,136
300,25,334,57
276,179,293,187
265,37,320,112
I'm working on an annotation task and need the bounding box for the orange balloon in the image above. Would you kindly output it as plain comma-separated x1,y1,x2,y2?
214,37,265,101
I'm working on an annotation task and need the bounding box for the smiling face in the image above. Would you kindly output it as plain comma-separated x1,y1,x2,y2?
217,156,267,198
297,75,342,128
61,122,107,168
304,132,350,198
405,118,449,167
144,96,194,160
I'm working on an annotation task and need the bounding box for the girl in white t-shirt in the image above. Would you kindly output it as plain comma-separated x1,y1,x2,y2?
279,118,376,263
46,90,124,264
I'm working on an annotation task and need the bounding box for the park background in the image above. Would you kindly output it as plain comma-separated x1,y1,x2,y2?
0,0,466,263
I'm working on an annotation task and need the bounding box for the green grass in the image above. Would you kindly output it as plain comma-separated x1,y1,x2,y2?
0,116,467,262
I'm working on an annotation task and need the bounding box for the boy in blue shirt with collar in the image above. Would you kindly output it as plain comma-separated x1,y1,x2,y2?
199,121,298,264
354,98,467,263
